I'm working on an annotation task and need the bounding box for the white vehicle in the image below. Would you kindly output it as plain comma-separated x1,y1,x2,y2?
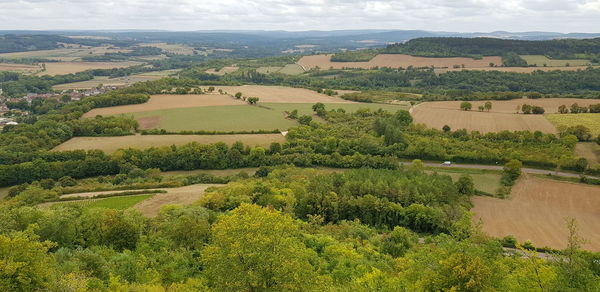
442,161,452,166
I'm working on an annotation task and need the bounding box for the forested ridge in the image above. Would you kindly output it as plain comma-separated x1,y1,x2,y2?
384,37,600,59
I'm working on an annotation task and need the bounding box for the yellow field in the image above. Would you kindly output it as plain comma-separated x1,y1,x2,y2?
52,134,285,154
545,113,600,137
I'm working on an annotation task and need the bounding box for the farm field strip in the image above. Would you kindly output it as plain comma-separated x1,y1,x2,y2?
127,102,408,132
427,168,502,195
201,85,354,103
472,175,600,251
83,94,245,117
412,98,600,133
297,54,503,70
545,113,600,137
0,62,41,72
37,61,142,76
52,134,286,154
575,143,600,166
521,55,592,67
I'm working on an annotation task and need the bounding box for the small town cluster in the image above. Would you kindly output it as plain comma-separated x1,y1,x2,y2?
0,85,123,128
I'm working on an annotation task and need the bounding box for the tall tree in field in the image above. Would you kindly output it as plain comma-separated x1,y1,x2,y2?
202,204,325,291
460,102,472,111
484,101,492,112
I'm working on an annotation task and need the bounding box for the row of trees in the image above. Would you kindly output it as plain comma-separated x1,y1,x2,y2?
558,103,600,114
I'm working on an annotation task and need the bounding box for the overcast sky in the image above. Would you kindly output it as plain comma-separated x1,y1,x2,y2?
1,0,599,32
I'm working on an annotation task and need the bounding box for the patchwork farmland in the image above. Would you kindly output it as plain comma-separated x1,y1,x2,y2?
297,54,503,70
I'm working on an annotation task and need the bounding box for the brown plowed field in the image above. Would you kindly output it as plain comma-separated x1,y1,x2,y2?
83,94,245,117
472,176,600,251
411,98,600,133
201,85,355,103
297,54,502,70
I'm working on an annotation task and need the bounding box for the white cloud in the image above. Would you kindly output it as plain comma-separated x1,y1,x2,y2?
0,0,598,32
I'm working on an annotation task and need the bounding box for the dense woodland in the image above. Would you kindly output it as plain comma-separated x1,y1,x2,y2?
384,37,600,60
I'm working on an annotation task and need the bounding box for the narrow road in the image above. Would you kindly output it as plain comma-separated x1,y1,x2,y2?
400,161,599,180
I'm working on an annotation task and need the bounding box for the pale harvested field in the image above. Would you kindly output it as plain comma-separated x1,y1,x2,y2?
0,62,40,72
205,66,239,75
53,70,178,90
139,43,195,55
132,184,219,217
472,176,600,251
202,85,355,103
435,66,596,74
52,134,285,154
412,98,600,133
83,94,244,117
0,47,130,61
297,54,503,70
38,61,142,76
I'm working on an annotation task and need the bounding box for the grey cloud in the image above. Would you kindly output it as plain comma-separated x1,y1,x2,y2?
0,0,598,32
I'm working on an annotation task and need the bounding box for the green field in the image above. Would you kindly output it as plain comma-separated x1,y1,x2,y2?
64,194,154,210
545,113,600,136
521,55,591,67
130,103,408,131
427,168,502,195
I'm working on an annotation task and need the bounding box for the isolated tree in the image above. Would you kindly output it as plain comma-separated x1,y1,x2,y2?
207,86,215,93
247,97,259,105
287,109,299,119
484,101,492,112
234,92,242,99
558,104,569,114
521,104,532,114
442,125,451,132
531,106,545,114
201,204,322,291
503,159,522,182
460,101,472,111
478,106,484,111
312,102,325,112
455,174,475,195
298,115,313,125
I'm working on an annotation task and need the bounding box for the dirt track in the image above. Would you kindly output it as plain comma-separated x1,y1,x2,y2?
472,175,600,251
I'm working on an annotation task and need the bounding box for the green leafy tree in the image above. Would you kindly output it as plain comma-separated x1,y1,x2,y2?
298,115,313,125
455,174,475,195
460,102,472,111
234,92,242,99
0,231,56,291
381,226,417,257
484,101,492,112
202,204,324,291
